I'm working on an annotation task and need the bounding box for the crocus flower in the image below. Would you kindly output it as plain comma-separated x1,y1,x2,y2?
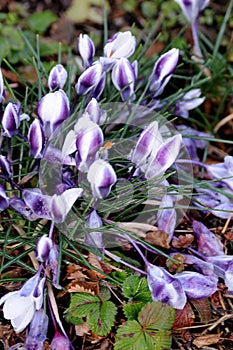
104,31,136,60
25,308,49,350
78,33,95,68
37,89,70,138
1,102,21,137
112,57,137,101
28,119,45,159
0,155,12,178
87,159,117,199
36,234,53,262
148,48,179,98
85,209,104,252
157,195,177,240
0,184,9,211
175,89,205,118
75,61,106,98
51,331,70,350
48,64,68,91
206,156,233,191
0,68,4,103
0,270,45,333
85,98,107,125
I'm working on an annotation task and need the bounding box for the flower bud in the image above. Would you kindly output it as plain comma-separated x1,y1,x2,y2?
51,332,70,350
112,57,136,101
28,118,45,159
37,89,69,138
0,155,12,178
48,64,68,91
104,31,136,59
149,48,179,97
2,102,21,137
85,98,107,125
87,159,117,199
78,33,95,68
75,61,105,97
36,234,53,262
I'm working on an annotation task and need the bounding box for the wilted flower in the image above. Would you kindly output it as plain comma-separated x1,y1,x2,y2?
48,64,68,91
148,48,179,98
28,119,45,159
85,209,104,252
0,155,12,178
78,33,95,68
206,156,233,191
36,234,53,262
0,270,45,333
87,159,117,199
37,89,70,138
112,57,137,101
25,308,49,350
175,89,205,118
0,184,9,211
50,331,70,350
157,195,177,240
1,102,21,137
9,197,39,221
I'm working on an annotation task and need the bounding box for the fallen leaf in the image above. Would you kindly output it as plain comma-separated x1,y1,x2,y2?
172,302,195,330
145,229,170,248
67,280,99,295
192,333,221,348
172,234,194,248
75,321,91,336
190,299,213,323
87,253,106,279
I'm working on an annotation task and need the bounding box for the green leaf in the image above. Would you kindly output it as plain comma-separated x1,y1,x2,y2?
28,11,57,34
0,37,11,60
68,292,99,318
115,320,151,350
123,302,144,320
138,302,175,330
88,300,117,336
2,26,24,51
122,275,152,303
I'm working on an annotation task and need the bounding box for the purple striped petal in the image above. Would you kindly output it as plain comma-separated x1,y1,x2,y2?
2,102,21,137
78,34,95,69
0,155,12,178
75,61,104,96
28,119,45,159
48,64,68,91
112,57,136,101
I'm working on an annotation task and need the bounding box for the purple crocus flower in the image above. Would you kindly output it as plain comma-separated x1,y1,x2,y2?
157,195,177,240
85,209,104,252
104,31,136,60
0,68,5,103
1,102,21,137
48,64,68,91
87,159,117,199
78,33,95,69
25,308,49,350
0,270,45,333
37,89,70,138
0,155,12,178
85,98,107,125
148,48,179,98
75,61,105,98
175,89,205,118
112,57,137,101
206,156,233,191
0,184,9,211
36,234,53,263
28,119,45,159
51,331,70,350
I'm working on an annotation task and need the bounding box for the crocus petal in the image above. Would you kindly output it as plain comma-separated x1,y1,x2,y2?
175,271,217,299
51,188,83,223
149,48,179,97
34,277,46,310
87,159,117,199
85,210,104,251
75,61,104,96
157,195,176,240
104,31,136,59
37,89,70,138
2,102,21,137
36,234,53,262
9,197,39,221
51,332,70,350
207,156,233,191
85,98,107,125
0,155,12,178
78,34,95,68
25,309,49,348
23,189,51,220
112,57,136,101
3,292,33,319
174,0,209,23
48,64,68,91
11,301,35,333
28,119,45,159
145,134,182,179
0,184,9,211
175,89,205,118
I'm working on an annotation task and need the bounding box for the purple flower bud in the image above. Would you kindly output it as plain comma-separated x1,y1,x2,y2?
0,155,12,178
147,263,187,309
112,57,136,101
174,0,209,24
206,156,233,191
75,61,105,97
25,308,49,350
192,220,224,256
36,234,53,262
0,184,9,211
28,119,45,159
175,271,217,300
0,68,5,103
48,64,68,91
104,31,136,59
78,33,95,69
51,332,70,350
175,89,205,118
37,89,70,138
145,133,182,179
85,209,104,251
149,48,179,97
157,195,176,240
85,98,107,125
87,159,117,199
1,102,21,137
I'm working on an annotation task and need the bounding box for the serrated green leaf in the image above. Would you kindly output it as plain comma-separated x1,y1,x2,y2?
123,302,144,320
133,278,152,303
138,302,175,330
68,292,99,318
115,320,151,350
153,330,172,350
28,10,57,34
88,300,117,336
122,275,141,298
99,285,111,301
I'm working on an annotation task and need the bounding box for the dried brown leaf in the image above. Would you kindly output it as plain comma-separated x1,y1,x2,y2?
172,302,195,330
67,280,99,295
190,299,213,323
192,333,221,348
145,229,170,248
75,321,91,336
172,234,194,248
